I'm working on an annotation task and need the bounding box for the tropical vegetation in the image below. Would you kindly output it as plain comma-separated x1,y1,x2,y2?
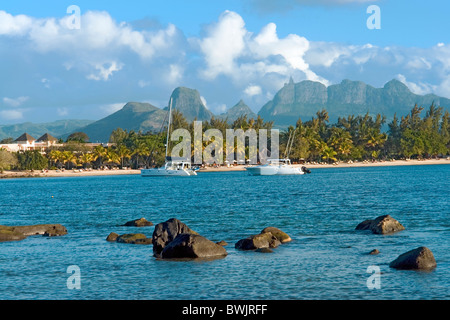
1,104,449,171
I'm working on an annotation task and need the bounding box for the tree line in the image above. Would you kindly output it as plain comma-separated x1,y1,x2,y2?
0,104,449,172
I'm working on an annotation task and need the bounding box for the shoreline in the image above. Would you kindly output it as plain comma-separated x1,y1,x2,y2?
200,158,450,172
1,158,449,179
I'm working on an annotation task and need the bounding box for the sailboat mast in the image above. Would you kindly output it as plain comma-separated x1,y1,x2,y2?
165,98,173,159
286,128,297,159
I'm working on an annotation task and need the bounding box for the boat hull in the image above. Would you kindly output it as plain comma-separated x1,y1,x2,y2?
141,168,197,176
245,165,305,176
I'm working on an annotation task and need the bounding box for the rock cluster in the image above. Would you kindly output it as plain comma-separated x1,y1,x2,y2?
235,227,292,251
0,224,67,242
356,215,437,270
152,218,226,259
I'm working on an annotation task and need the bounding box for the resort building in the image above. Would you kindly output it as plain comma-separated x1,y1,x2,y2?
0,132,111,153
0,132,62,152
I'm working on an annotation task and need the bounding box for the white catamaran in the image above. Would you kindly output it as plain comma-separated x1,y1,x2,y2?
245,127,310,176
141,98,197,177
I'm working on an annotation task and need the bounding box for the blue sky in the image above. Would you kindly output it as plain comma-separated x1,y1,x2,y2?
1,0,450,124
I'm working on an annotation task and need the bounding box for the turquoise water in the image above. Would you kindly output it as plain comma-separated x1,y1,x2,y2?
0,165,449,300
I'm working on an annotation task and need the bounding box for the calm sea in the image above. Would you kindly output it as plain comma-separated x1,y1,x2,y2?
0,165,449,300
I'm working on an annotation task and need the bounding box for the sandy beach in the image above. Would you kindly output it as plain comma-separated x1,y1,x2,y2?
1,158,449,179
200,158,450,172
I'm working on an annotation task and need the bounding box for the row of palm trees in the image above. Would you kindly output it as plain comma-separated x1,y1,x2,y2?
47,145,134,169
44,103,450,169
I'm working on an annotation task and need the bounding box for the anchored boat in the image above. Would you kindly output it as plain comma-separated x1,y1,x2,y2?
141,98,197,177
245,158,310,176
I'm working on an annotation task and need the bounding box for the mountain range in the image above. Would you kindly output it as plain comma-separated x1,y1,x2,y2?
259,78,450,126
2,79,450,142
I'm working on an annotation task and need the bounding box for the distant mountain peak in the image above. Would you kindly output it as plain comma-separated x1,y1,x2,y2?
170,87,213,121
383,79,411,93
218,99,257,122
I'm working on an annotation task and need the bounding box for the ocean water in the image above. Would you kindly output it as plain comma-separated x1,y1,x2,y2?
0,165,449,300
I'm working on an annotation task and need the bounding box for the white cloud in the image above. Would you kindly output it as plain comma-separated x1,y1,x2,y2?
87,61,123,81
165,64,183,84
0,11,33,36
198,11,328,85
198,10,247,79
1,10,183,81
2,8,450,125
244,85,262,97
57,107,69,117
2,96,29,107
0,109,23,120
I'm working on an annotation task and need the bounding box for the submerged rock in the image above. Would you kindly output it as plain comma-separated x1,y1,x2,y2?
235,232,281,250
389,247,437,270
123,218,153,227
0,224,67,242
152,218,198,256
261,227,292,243
106,232,119,242
161,233,228,259
116,233,152,245
235,226,291,251
0,226,27,242
356,215,405,234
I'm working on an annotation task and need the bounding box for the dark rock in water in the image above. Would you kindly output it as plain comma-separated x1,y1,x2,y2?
0,224,67,242
261,227,291,243
355,220,372,231
389,247,437,270
161,233,228,259
106,232,119,242
235,232,281,250
152,218,198,256
116,233,152,245
123,217,153,227
356,215,405,234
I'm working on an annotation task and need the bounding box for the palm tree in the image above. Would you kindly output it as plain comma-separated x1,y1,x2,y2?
62,150,76,169
115,145,131,168
321,145,338,163
104,148,121,168
132,141,150,168
365,129,387,160
79,153,94,169
47,149,63,168
93,145,107,168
